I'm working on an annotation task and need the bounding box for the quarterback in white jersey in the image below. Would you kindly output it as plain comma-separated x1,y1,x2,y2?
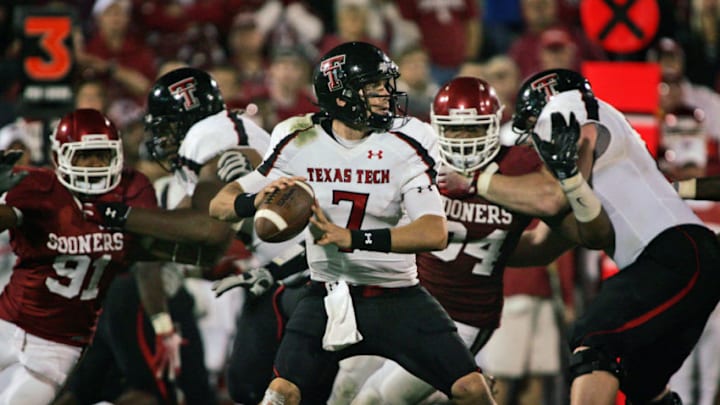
237,113,440,287
210,42,495,405
509,68,720,405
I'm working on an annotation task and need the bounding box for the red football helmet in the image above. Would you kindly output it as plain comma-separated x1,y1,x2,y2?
52,109,123,195
431,77,503,173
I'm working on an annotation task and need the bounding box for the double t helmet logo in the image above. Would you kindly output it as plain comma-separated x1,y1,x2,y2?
168,77,201,111
320,55,347,91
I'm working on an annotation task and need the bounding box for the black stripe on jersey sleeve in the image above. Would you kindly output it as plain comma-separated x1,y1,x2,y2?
390,131,438,183
582,91,599,121
178,156,202,175
228,111,249,146
257,131,302,176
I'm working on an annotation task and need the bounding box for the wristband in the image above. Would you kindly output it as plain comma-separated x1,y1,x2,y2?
560,174,602,222
475,162,499,196
350,229,392,252
151,312,173,335
675,179,697,199
233,193,258,218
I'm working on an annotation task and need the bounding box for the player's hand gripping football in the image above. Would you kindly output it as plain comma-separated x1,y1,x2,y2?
310,201,351,249
531,112,580,180
0,150,28,194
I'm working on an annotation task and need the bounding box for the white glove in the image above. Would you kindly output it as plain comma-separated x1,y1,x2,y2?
154,331,184,381
217,149,254,183
211,267,274,298
151,313,185,381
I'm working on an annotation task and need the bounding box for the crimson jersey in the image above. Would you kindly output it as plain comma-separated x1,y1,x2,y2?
417,145,543,329
0,167,157,346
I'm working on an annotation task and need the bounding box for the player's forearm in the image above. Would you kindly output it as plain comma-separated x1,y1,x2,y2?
389,214,448,253
209,181,245,221
675,176,720,200
143,238,227,267
507,223,575,267
555,174,614,250
0,205,19,232
134,262,168,317
126,207,233,245
482,169,568,217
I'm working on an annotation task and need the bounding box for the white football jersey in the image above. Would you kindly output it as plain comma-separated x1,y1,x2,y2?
176,110,270,196
238,114,445,287
535,91,703,268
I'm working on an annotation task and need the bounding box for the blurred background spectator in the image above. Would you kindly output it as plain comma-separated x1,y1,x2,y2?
481,55,522,125
318,0,387,57
658,106,720,405
672,0,720,91
651,37,720,174
74,79,108,112
78,0,156,104
537,27,579,72
396,0,480,85
394,44,438,123
508,0,605,79
265,47,316,127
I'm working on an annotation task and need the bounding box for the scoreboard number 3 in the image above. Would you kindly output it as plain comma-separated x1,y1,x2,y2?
24,15,72,81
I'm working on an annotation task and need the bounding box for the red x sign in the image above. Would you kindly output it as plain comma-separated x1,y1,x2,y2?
581,0,659,54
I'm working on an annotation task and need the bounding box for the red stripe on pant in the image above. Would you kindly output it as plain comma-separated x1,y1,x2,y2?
137,307,169,401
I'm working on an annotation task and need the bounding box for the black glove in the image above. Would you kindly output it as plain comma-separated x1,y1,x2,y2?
217,149,253,183
531,112,580,180
0,150,28,194
83,201,132,230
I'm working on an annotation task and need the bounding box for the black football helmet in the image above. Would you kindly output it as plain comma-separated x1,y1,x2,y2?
313,41,408,131
511,68,593,140
145,67,225,170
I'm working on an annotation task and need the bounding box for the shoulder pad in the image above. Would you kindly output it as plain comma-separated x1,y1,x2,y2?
15,167,55,193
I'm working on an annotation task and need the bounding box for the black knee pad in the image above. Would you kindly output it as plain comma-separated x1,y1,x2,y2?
568,348,625,384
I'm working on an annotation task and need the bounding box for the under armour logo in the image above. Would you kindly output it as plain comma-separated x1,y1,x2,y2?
363,232,373,245
104,207,117,219
530,73,560,100
367,150,383,159
168,77,200,110
320,55,346,91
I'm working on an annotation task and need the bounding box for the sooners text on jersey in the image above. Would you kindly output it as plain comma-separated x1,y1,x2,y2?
418,145,543,328
0,167,157,346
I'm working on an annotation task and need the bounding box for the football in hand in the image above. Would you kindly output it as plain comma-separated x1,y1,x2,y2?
254,181,315,243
